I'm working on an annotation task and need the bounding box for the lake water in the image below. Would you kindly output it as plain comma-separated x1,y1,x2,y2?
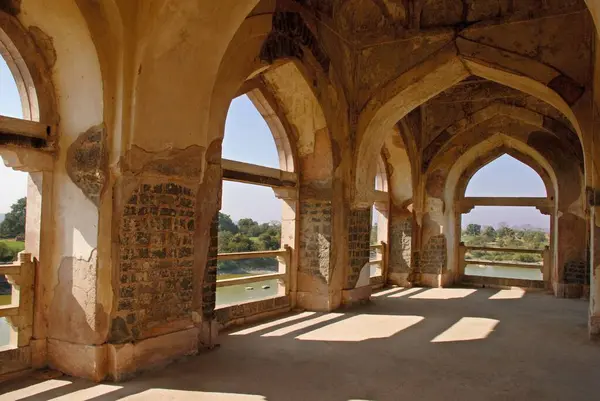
465,264,543,281
216,278,281,308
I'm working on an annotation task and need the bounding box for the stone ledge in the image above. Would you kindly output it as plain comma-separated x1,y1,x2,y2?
462,275,545,290
215,296,291,330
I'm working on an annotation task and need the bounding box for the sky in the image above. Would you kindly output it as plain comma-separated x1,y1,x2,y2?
0,60,551,229
0,56,26,214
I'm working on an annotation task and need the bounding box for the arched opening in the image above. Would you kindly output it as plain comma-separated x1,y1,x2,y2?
459,154,551,283
0,35,43,351
216,89,297,313
370,156,389,283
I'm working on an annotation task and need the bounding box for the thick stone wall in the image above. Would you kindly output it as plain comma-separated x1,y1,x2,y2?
298,200,332,280
389,216,412,274
346,208,371,288
420,234,446,274
564,260,588,285
112,182,196,342
203,213,219,319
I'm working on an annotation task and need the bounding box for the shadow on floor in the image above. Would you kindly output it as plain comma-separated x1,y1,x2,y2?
1,287,598,401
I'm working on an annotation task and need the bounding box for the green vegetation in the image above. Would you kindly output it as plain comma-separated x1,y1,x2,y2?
0,198,26,263
218,213,282,276
0,198,25,240
462,223,548,263
0,240,24,263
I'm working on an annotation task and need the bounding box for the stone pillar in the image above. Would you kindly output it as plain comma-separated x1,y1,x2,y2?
274,188,299,305
554,212,588,298
417,197,450,287
341,208,372,305
296,199,337,311
105,145,212,381
388,209,413,286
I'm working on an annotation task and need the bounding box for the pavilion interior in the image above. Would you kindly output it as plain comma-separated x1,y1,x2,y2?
1,0,600,398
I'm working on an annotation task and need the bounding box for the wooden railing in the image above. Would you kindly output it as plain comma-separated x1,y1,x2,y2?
216,246,292,289
0,253,34,350
459,243,550,280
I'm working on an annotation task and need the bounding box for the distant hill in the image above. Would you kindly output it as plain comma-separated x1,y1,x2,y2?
0,214,3,224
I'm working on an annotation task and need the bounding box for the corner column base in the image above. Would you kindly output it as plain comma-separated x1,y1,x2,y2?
417,272,455,288
388,272,411,287
553,282,588,299
589,315,600,341
107,327,199,382
296,290,342,312
341,285,371,306
47,339,107,382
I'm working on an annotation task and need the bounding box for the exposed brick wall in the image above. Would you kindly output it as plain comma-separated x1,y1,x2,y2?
113,182,195,342
564,260,588,285
215,296,290,327
420,234,447,274
389,216,412,274
299,200,332,280
346,208,371,288
203,213,218,319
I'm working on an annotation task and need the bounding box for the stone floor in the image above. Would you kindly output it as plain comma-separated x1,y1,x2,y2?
1,287,600,400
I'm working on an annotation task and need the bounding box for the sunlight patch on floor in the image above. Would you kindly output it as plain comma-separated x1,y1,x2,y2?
122,389,266,400
52,384,122,400
296,314,424,342
410,288,477,300
388,288,423,298
229,312,317,336
0,379,72,400
261,313,344,337
488,288,526,300
371,287,405,297
431,317,499,343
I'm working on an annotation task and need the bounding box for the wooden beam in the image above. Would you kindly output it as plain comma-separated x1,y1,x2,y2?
0,116,50,139
216,273,286,288
465,259,542,269
222,159,297,188
0,306,19,318
0,264,20,275
465,246,543,254
461,197,551,208
217,249,288,262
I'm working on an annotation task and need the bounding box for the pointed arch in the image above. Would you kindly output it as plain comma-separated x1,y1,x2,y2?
422,103,583,172
354,38,588,205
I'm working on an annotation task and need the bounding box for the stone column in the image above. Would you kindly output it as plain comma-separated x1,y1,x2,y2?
341,207,373,305
296,198,336,311
388,209,413,286
418,197,450,288
105,145,212,381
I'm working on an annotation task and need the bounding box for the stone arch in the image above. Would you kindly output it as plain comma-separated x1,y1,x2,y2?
422,103,583,173
354,39,588,205
442,134,560,280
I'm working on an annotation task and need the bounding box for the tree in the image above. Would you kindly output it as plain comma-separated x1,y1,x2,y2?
465,224,481,236
218,212,238,234
0,198,26,239
482,226,496,240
